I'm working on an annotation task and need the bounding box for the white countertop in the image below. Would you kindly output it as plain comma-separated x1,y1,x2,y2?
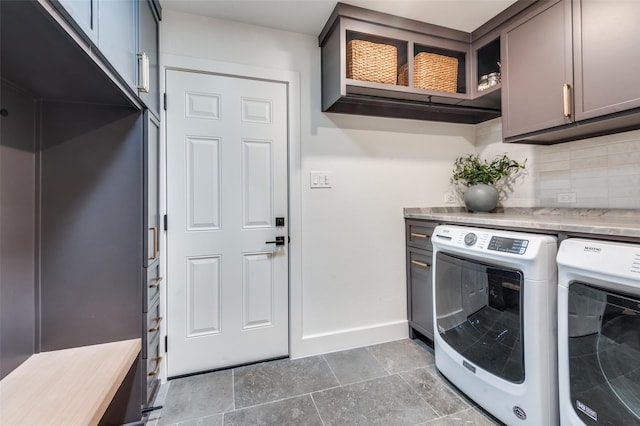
404,207,640,240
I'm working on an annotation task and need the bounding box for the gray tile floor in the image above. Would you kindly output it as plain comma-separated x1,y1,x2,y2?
147,338,500,426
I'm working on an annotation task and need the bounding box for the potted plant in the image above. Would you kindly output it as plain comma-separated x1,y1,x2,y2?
451,153,526,212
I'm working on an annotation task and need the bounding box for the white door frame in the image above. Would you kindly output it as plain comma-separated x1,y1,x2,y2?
159,54,302,382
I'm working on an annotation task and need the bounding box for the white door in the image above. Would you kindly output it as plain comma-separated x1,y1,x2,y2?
166,69,289,377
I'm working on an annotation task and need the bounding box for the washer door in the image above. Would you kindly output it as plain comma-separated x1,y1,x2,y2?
566,282,640,424
435,252,524,383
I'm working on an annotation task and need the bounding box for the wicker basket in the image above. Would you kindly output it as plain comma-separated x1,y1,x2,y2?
399,52,458,93
346,40,398,85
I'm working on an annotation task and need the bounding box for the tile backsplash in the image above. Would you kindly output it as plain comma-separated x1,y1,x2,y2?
475,119,640,209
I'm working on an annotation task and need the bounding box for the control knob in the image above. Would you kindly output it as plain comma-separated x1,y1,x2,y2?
464,233,477,246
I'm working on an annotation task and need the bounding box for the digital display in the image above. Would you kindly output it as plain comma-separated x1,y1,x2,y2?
488,236,528,254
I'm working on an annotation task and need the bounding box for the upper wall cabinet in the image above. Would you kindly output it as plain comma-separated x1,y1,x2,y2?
138,0,160,118
501,0,572,139
98,0,136,89
51,0,161,117
55,0,98,43
573,0,640,121
501,0,640,144
319,3,506,124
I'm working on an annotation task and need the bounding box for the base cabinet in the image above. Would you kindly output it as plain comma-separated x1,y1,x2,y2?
405,220,437,341
407,248,434,340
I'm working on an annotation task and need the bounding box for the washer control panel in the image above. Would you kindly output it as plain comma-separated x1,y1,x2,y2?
488,236,529,255
433,225,537,256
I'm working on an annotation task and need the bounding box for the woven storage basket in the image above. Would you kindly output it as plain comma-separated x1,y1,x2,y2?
346,40,397,85
399,52,458,93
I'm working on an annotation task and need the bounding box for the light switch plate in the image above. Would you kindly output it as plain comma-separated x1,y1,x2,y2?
310,171,332,188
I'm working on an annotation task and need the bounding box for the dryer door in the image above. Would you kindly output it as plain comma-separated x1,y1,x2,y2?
566,282,640,425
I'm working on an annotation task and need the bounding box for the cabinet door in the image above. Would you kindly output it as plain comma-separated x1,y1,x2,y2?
574,0,640,121
98,0,136,90
144,111,160,267
501,0,573,139
54,0,98,43
408,249,434,340
138,0,160,117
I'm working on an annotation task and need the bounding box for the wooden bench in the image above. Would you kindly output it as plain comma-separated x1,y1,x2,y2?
0,339,141,425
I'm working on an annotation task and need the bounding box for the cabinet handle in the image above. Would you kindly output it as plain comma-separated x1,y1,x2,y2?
148,317,163,333
410,232,429,239
149,276,163,289
148,356,163,377
563,83,572,118
149,227,158,261
411,259,430,268
137,52,150,93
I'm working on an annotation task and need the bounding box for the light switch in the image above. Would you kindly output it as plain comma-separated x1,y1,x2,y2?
310,171,332,188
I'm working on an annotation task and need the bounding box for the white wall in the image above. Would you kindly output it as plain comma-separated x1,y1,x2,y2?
160,11,476,359
476,118,640,209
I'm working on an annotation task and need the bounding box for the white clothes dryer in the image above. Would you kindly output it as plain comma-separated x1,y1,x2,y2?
557,238,640,425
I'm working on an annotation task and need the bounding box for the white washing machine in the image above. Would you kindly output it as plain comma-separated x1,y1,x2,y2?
557,238,640,425
432,225,559,425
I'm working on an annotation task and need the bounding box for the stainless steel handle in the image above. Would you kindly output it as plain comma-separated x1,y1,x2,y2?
563,83,571,118
148,317,163,332
149,276,163,289
149,227,158,261
148,356,163,376
137,52,150,93
411,259,430,268
410,232,429,239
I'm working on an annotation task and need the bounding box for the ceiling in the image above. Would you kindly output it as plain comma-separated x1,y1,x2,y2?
160,0,518,36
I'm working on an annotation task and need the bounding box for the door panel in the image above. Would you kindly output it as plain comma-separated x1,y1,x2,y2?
242,140,273,228
166,70,289,376
501,0,573,139
55,0,97,43
138,0,160,116
243,253,275,328
186,136,221,230
186,256,221,336
574,0,640,120
98,0,135,89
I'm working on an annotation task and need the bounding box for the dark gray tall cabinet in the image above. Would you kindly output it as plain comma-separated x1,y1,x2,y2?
0,0,161,423
143,111,162,407
501,0,640,144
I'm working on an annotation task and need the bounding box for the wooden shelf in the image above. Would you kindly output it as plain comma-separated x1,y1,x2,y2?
0,339,141,426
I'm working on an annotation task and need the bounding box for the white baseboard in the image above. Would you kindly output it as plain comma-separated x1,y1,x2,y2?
290,320,409,359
